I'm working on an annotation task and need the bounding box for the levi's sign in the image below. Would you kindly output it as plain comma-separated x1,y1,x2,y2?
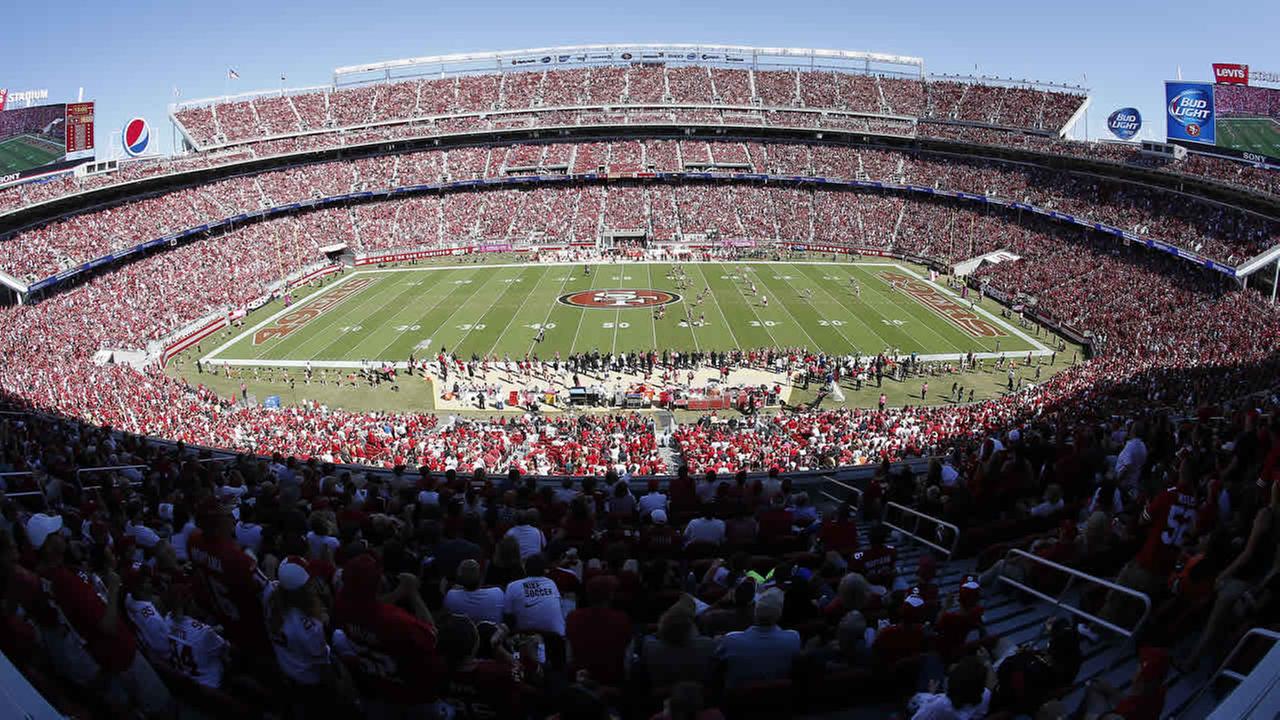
1212,63,1249,85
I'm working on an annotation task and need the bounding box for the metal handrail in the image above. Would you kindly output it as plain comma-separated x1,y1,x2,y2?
819,475,863,509
883,500,960,559
3,490,49,509
75,465,147,478
1179,627,1280,719
996,548,1151,639
81,481,144,493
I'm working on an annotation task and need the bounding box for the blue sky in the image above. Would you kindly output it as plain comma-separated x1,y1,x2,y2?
5,0,1277,155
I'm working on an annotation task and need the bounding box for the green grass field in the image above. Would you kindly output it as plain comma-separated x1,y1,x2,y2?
204,260,1047,367
0,134,64,175
1217,117,1280,159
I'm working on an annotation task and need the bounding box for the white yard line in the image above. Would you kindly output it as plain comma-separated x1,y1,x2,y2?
295,277,416,361
690,263,748,350
885,263,1050,355
524,269,577,356
206,260,1051,367
568,295,589,355
772,264,861,352
646,264,658,350
718,263,780,346
432,266,519,353
736,265,821,350
201,271,367,363
478,266,548,357
806,266,898,353
367,270,473,360
840,264,968,355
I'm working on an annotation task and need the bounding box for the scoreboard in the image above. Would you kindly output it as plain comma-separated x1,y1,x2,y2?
65,101,94,155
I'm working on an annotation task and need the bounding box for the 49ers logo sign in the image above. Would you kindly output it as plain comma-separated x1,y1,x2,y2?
558,289,681,309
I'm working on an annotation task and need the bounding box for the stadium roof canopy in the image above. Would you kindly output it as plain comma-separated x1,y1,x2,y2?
332,43,927,85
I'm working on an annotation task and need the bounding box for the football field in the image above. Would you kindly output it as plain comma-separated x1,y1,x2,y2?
1217,117,1280,159
204,261,1049,369
0,134,64,175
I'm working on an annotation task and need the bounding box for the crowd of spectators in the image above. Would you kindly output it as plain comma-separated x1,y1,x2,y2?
0,324,1275,718
170,66,1083,150
4,139,1276,284
918,121,1280,199
1214,84,1280,120
0,104,65,147
0,138,1278,717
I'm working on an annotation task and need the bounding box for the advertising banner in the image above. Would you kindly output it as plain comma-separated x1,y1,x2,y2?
1165,82,1216,144
1212,63,1249,85
1106,107,1142,139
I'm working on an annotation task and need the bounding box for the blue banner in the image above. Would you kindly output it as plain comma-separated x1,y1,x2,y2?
1165,82,1215,145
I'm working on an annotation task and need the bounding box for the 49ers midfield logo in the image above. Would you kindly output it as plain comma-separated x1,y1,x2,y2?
558,289,681,309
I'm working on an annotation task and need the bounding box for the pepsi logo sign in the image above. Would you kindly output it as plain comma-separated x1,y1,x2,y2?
1106,107,1142,140
558,289,681,309
123,117,151,157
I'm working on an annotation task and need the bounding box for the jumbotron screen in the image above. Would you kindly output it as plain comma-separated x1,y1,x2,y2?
0,102,67,176
1213,84,1280,160
1166,80,1280,164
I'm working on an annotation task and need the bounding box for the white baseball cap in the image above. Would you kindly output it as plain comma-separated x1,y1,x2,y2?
651,509,668,524
278,555,312,591
25,513,63,549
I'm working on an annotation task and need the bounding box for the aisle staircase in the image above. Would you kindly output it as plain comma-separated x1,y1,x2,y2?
808,478,1226,718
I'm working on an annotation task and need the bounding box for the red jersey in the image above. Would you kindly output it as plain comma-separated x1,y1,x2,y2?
333,599,441,705
445,659,523,720
818,519,859,554
1135,489,1198,576
1112,687,1166,720
757,508,794,542
641,525,680,554
850,544,898,588
935,607,984,661
39,565,136,673
872,622,924,666
565,606,631,685
187,530,270,654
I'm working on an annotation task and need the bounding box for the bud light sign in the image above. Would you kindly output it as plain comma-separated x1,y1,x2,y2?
1165,82,1215,144
1106,107,1142,140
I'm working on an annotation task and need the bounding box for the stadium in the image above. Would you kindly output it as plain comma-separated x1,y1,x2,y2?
0,38,1279,720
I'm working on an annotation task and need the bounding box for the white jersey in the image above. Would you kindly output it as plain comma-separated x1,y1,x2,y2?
263,583,331,685
126,597,170,663
235,522,264,555
167,616,229,688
